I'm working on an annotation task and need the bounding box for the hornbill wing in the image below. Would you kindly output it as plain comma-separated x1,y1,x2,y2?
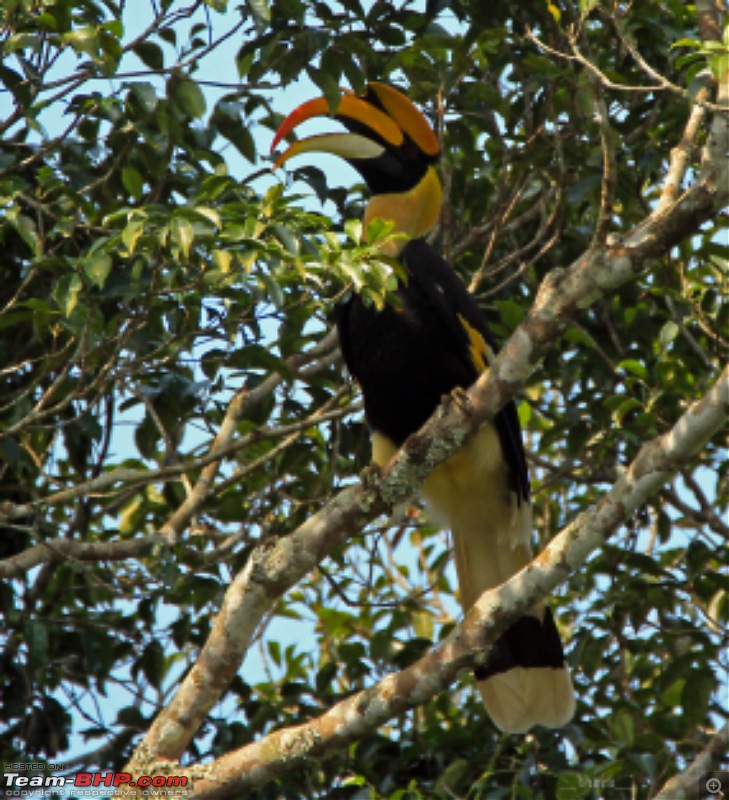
399,238,531,506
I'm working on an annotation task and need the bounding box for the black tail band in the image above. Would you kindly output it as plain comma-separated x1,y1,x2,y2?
475,607,566,681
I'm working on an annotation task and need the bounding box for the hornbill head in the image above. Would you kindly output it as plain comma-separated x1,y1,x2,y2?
270,82,442,250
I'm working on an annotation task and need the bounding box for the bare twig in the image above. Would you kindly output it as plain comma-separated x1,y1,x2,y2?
661,485,729,540
524,29,727,113
0,332,340,525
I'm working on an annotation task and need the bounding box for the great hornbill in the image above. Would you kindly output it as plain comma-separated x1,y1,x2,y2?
271,82,575,733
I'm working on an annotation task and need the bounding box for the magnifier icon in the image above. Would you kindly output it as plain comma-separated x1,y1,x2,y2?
707,778,724,796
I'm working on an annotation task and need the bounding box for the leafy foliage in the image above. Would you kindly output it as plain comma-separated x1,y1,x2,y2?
0,0,726,797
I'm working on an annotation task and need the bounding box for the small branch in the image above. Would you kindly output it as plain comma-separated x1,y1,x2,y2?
665,294,715,370
656,86,710,214
469,182,561,296
0,334,340,525
661,484,729,540
158,386,249,544
573,29,617,248
0,337,79,439
652,722,729,800
0,535,168,579
591,89,616,246
524,28,727,113
478,206,562,300
210,395,357,497
466,176,532,292
682,470,729,538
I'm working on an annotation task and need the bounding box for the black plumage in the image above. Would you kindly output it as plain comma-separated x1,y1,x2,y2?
337,238,531,505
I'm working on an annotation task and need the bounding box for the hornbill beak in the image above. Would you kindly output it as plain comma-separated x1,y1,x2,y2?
270,82,440,183
271,82,443,249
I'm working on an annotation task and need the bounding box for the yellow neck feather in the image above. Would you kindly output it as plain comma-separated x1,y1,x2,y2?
363,166,442,257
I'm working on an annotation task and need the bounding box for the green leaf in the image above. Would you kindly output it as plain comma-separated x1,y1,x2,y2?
271,223,298,254
546,1,561,22
128,81,158,113
119,495,144,533
172,78,207,119
685,539,713,576
139,641,165,689
192,206,222,229
557,773,590,800
661,678,685,707
133,41,164,70
259,273,284,308
268,640,281,667
63,27,99,57
171,216,194,259
672,38,702,49
116,705,146,728
617,359,648,380
659,320,679,347
611,708,635,747
6,208,40,255
55,274,83,317
411,611,433,640
494,299,525,329
247,0,271,29
122,166,144,199
4,33,42,53
345,219,363,243
212,249,232,273
311,69,341,115
122,218,145,253
680,670,712,722
710,52,729,81
85,253,112,289
517,400,532,426
610,396,642,424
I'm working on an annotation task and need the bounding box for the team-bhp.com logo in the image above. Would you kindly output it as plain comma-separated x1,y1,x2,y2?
3,770,188,795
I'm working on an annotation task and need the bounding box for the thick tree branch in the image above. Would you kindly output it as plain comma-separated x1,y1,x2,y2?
128,362,729,798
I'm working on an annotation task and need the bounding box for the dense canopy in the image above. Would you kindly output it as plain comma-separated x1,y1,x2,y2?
0,1,727,798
